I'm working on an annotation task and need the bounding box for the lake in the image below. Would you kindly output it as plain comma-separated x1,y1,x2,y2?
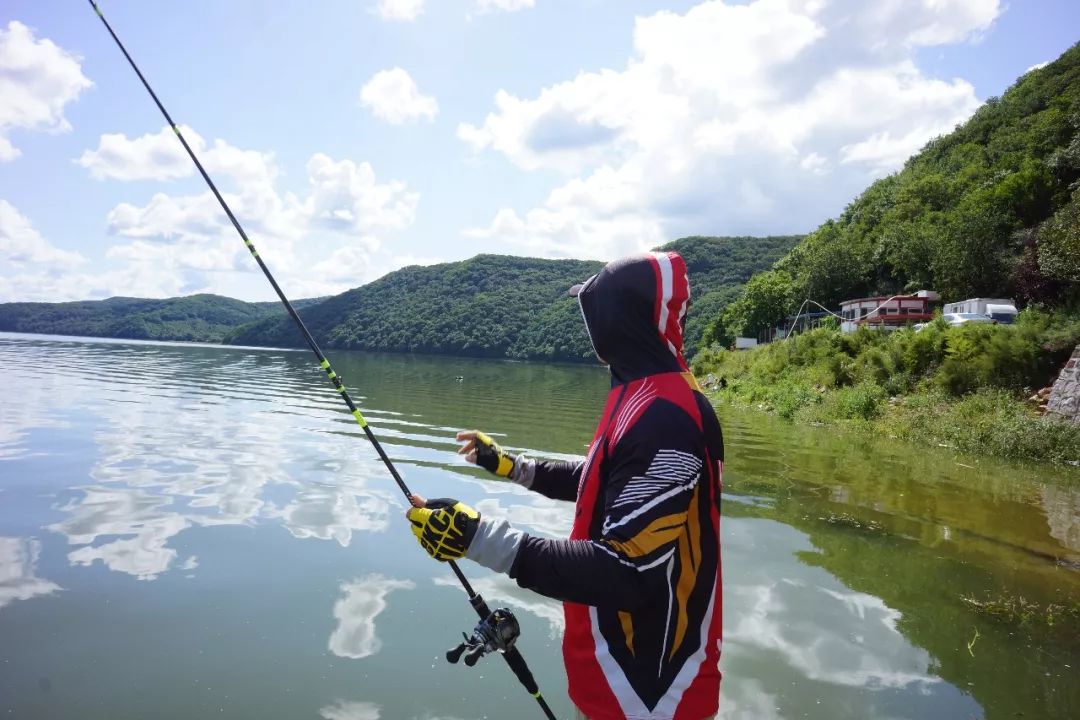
0,332,1077,720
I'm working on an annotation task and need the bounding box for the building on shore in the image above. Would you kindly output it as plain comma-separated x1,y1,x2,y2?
759,311,833,343
839,291,939,333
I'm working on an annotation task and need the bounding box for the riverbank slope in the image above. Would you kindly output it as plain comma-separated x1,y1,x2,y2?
693,310,1080,465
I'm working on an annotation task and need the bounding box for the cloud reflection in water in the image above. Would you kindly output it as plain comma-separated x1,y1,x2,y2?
718,515,979,718
319,700,382,720
0,537,61,610
328,573,416,660
433,573,565,638
41,350,399,579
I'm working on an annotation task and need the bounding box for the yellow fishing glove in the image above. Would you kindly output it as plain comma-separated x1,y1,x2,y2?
471,431,516,478
407,498,480,562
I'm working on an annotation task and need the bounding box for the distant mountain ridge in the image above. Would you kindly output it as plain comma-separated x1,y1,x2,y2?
224,236,800,361
0,294,325,344
0,236,799,360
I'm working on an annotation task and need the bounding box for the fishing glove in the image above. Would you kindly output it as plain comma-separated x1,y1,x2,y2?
406,497,526,573
471,431,517,477
407,498,480,561
461,430,537,488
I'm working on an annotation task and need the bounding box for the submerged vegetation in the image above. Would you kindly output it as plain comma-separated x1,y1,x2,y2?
961,593,1080,629
693,309,1080,464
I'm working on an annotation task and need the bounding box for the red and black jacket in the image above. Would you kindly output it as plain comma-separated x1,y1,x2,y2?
509,252,724,720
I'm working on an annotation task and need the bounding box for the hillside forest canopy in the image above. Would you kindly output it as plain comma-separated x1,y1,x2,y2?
0,236,797,362
713,41,1080,344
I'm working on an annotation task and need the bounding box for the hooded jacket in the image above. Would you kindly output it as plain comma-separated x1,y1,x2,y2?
499,252,725,720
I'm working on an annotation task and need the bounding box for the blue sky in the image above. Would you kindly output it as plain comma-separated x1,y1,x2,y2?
1,0,1078,302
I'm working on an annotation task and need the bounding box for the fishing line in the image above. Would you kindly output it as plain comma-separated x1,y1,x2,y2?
86,3,557,717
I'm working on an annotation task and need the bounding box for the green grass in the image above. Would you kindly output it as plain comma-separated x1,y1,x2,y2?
693,308,1080,465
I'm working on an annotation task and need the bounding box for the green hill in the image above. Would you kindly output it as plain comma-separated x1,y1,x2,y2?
0,237,793,358
225,236,799,361
720,41,1080,340
666,235,801,351
0,294,319,343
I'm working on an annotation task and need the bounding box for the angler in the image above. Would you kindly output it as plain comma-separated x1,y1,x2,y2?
408,252,725,720
86,2,557,718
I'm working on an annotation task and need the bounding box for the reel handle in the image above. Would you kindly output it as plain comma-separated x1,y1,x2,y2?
464,644,486,667
446,642,468,664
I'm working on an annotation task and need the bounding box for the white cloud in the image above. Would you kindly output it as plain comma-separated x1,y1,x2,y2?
0,127,421,302
55,130,417,300
328,574,415,659
463,166,665,260
302,153,419,234
78,126,192,181
899,0,1000,46
78,125,278,184
460,0,999,257
360,68,438,124
475,0,535,13
375,0,424,22
0,21,92,162
0,199,85,268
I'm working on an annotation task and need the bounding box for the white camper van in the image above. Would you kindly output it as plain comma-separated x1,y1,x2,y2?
942,298,1018,324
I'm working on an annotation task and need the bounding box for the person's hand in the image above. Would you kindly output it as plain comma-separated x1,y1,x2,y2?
456,430,516,478
406,496,480,562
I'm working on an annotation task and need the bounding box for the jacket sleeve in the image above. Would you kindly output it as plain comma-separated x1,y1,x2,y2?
514,457,583,502
501,401,706,610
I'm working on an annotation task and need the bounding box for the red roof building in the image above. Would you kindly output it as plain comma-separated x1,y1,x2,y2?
839,294,935,333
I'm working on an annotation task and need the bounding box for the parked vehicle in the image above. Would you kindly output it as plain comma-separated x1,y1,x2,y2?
914,314,997,331
943,312,996,326
943,298,1018,324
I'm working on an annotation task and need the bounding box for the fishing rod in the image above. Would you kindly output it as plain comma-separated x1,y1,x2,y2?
86,3,558,718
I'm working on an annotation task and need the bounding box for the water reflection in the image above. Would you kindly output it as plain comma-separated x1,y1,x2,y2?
722,516,982,718
51,487,188,580
473,493,574,538
21,337,406,579
0,537,60,610
319,700,382,720
1041,484,1080,553
328,574,416,659
2,334,1078,720
433,574,565,638
729,580,939,689
271,486,394,546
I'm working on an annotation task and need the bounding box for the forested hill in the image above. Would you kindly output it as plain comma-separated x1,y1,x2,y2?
665,235,801,351
0,295,324,343
226,236,800,361
717,40,1080,342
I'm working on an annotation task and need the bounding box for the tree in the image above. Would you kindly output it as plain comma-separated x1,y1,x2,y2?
1038,188,1080,284
723,270,797,338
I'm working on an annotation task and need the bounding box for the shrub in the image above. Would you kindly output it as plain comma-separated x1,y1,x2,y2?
830,382,888,420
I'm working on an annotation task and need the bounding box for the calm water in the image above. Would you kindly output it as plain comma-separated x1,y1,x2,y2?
1,332,1078,720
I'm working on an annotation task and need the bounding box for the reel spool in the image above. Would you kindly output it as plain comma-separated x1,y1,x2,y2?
446,608,521,667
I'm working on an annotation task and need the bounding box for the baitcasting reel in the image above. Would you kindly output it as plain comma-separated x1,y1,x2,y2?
446,607,521,667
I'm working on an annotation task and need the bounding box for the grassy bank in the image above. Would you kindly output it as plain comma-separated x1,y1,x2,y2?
692,309,1080,465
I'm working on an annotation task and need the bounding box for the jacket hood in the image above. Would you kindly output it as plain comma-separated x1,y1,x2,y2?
576,252,690,384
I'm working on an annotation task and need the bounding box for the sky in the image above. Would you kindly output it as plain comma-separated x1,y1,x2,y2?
1,0,1078,303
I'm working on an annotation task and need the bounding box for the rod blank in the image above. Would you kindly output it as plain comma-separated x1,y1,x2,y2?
85,3,556,718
